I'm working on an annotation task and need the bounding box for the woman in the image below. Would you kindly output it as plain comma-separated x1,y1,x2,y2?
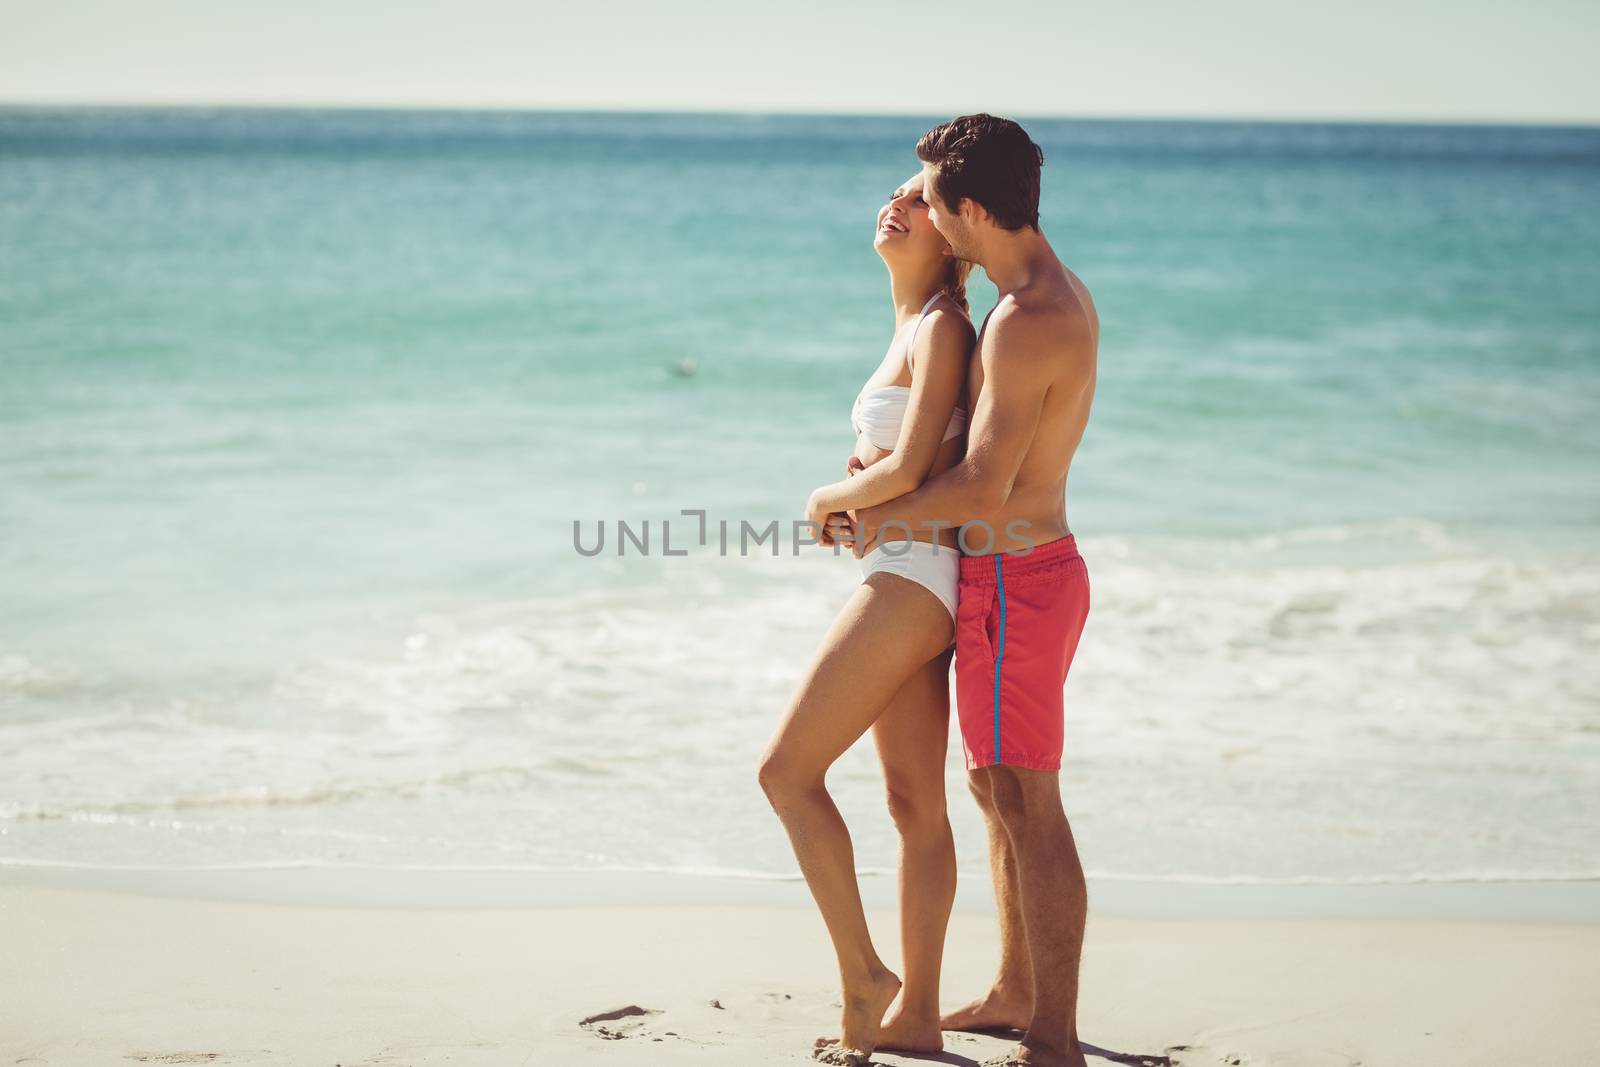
758,171,976,1063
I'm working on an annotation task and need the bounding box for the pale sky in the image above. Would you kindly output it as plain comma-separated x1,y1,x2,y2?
2,0,1598,125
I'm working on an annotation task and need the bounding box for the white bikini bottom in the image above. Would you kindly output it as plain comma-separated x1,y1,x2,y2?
857,539,959,620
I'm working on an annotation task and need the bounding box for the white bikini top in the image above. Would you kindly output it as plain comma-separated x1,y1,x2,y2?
850,291,969,452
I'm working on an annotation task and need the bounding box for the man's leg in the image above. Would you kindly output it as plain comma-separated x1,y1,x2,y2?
985,765,1087,1067
940,765,1033,1032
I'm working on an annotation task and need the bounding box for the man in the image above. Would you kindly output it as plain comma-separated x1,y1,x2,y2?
854,113,1099,1067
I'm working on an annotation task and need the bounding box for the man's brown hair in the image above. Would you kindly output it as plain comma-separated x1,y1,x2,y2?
915,113,1044,232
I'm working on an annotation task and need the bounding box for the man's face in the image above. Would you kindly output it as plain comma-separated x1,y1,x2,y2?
921,163,975,260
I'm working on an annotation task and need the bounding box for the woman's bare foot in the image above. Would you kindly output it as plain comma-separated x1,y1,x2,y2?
940,985,1032,1032
811,968,901,1062
816,1002,943,1056
812,1043,872,1067
980,1037,1087,1067
874,1003,944,1052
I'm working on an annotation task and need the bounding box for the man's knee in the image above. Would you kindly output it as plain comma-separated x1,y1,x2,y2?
985,768,1028,827
985,767,1063,834
967,768,996,810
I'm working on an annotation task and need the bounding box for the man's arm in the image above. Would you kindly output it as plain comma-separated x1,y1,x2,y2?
853,309,1077,554
807,309,972,520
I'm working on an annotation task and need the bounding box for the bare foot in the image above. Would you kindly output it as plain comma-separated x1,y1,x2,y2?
940,986,1032,1033
979,1037,1087,1067
817,1002,942,1056
811,968,901,1062
812,1043,872,1067
874,1004,944,1052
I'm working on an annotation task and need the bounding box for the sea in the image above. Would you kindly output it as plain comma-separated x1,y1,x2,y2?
2,107,1597,892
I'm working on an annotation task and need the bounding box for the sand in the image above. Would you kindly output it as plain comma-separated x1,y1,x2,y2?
4,883,1599,1066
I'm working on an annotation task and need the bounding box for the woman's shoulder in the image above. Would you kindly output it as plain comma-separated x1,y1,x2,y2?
906,303,975,377
918,302,978,353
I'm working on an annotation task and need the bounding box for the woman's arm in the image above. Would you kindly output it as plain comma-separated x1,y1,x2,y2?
807,308,974,522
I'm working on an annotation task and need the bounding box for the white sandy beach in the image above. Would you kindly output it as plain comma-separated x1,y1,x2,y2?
5,882,1599,1067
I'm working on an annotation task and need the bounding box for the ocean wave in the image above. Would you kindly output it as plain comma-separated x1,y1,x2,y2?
2,523,1596,885
0,653,47,692
0,763,548,819
3,856,1597,888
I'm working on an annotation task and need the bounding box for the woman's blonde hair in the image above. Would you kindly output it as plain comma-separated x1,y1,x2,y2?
942,256,974,315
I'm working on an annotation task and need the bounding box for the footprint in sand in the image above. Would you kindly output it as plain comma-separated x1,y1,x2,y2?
1082,1042,1180,1067
579,1004,665,1041
1167,1046,1365,1067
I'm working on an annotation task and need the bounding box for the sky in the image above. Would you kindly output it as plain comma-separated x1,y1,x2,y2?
2,0,1598,125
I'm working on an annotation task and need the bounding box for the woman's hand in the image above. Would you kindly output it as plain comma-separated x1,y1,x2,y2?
845,455,866,477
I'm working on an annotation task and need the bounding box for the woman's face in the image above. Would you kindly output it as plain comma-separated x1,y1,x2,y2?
874,172,951,267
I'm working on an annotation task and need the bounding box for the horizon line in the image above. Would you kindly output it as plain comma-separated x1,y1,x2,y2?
1,98,1597,132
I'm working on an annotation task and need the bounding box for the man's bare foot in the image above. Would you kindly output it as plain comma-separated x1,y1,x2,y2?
940,985,1032,1032
810,968,901,1062
979,1037,1087,1067
817,1001,943,1055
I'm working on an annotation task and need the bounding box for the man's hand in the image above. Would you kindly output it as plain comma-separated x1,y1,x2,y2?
807,491,853,548
851,503,883,558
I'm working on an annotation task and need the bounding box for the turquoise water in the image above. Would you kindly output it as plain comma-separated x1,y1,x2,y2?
2,108,1597,886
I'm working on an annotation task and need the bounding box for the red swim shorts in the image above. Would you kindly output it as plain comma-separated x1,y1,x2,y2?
954,534,1090,772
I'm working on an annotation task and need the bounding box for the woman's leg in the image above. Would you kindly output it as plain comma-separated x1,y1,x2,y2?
872,647,957,1052
757,574,956,1056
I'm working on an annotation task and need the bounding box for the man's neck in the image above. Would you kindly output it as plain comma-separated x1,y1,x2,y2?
977,227,1056,295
